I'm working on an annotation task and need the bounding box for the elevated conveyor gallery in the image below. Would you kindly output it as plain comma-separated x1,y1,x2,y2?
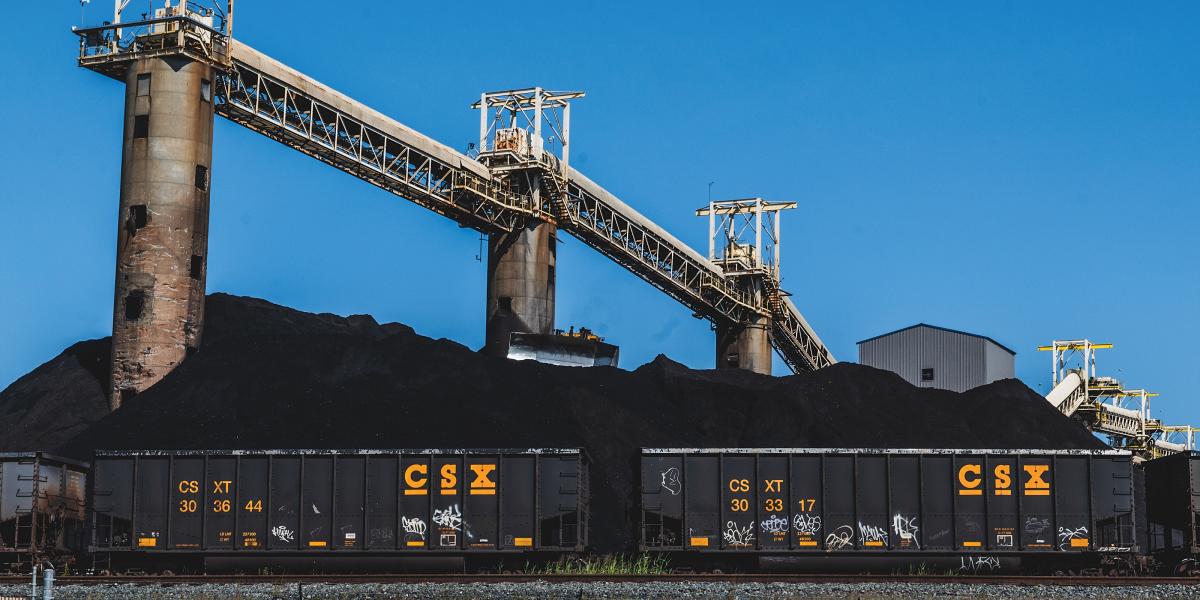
74,5,833,401
1040,340,1196,459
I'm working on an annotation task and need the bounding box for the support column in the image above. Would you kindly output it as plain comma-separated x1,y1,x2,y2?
484,221,556,357
715,315,773,375
109,56,214,409
715,280,772,374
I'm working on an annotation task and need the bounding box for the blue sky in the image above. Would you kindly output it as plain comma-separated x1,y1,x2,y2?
1,2,1196,426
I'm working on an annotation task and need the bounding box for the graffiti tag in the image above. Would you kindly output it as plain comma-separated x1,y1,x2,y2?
858,522,889,546
891,514,920,548
402,516,427,540
271,525,294,543
723,521,755,546
825,525,854,551
660,467,681,496
433,505,462,531
1057,526,1088,550
959,555,1001,573
793,513,822,535
760,515,789,535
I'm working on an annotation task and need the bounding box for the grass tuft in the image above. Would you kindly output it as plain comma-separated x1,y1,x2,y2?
524,553,671,575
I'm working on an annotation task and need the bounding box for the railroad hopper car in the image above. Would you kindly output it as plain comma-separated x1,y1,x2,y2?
640,449,1137,574
89,449,587,573
1143,451,1200,574
0,453,88,572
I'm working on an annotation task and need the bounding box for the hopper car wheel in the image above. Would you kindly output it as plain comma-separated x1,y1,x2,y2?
1175,559,1200,577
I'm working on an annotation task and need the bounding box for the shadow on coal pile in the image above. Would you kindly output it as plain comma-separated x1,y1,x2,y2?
0,293,1105,553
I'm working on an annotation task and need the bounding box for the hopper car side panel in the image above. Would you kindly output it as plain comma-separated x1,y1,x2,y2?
640,449,1134,555
90,449,586,556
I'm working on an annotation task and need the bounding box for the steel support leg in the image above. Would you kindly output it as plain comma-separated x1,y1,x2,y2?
109,56,214,409
484,221,556,357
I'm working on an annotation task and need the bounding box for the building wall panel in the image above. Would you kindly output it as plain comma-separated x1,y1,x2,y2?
858,325,1014,393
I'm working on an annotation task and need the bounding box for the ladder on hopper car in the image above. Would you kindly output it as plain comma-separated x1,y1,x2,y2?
73,5,834,374
1040,340,1195,459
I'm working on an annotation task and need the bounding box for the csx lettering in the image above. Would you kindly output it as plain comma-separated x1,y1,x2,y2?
994,465,1011,495
212,480,232,494
470,464,497,489
957,464,982,495
178,480,199,494
728,478,750,493
441,464,458,489
1023,465,1050,495
764,479,783,493
405,464,428,489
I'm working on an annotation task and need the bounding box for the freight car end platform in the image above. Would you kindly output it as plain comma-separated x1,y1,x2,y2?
641,448,1136,574
89,449,587,573
0,452,88,572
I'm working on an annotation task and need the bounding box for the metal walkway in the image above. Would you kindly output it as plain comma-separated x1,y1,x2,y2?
219,42,833,372
77,20,834,373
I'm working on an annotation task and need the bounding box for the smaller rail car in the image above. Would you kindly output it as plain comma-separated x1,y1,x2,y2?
90,449,586,571
0,452,88,571
641,448,1136,573
1143,451,1200,574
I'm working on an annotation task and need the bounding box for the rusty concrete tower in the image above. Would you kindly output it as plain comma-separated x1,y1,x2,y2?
485,221,557,357
80,3,231,409
110,55,213,408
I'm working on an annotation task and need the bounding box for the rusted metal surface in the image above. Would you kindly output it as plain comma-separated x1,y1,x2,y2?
110,55,214,408
485,221,556,357
716,315,773,375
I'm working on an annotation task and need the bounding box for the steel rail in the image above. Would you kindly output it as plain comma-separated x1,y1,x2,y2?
2,573,1195,586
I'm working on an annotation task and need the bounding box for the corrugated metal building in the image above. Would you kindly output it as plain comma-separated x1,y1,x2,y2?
857,324,1015,393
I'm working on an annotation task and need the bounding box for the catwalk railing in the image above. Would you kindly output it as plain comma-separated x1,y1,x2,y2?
76,23,835,372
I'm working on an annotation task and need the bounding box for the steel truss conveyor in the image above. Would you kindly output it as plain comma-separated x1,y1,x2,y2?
1041,340,1194,459
76,18,833,373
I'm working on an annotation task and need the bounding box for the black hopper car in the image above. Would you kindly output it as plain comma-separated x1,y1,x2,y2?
5,447,1200,575
641,448,1138,574
88,449,587,573
1143,450,1200,575
0,453,89,573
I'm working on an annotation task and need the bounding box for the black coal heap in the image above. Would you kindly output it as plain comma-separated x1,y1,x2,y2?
1,293,1105,552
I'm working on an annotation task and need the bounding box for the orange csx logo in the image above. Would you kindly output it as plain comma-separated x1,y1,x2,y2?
469,464,497,495
993,465,1012,496
1023,465,1050,496
404,463,429,495
958,463,1050,496
957,464,983,496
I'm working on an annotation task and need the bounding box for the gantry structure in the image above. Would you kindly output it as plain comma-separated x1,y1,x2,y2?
1040,340,1195,459
74,2,834,406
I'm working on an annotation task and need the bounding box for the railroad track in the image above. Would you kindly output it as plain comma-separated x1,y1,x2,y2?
0,574,1196,586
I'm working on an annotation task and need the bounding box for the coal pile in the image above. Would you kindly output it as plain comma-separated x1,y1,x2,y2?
0,338,110,452
1,293,1105,553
